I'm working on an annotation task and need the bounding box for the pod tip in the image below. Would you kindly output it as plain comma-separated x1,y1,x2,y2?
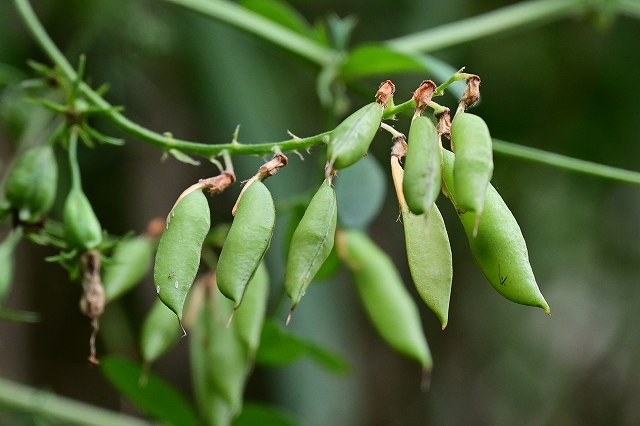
420,366,432,391
286,305,296,326
226,308,237,328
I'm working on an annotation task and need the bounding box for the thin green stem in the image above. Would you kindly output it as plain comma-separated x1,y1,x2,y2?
67,129,81,189
14,0,332,158
386,0,583,53
383,99,416,119
493,139,640,185
160,0,335,66
0,376,148,426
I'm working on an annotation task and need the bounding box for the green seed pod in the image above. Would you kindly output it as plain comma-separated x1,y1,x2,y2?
391,156,453,328
154,189,211,321
217,181,275,309
140,298,181,364
4,145,58,223
190,285,249,424
285,180,337,312
63,188,103,251
103,236,155,302
451,111,493,219
403,116,441,215
0,227,23,303
339,229,432,370
442,149,550,313
234,262,269,358
327,102,383,169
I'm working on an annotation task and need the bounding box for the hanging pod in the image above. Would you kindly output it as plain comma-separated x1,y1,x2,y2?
153,189,211,321
402,115,441,215
0,227,23,303
63,187,103,251
103,235,155,302
391,156,453,329
234,261,269,359
326,102,383,170
140,298,182,365
4,144,58,224
338,229,432,371
442,149,550,313
285,179,337,315
216,180,275,310
451,111,493,225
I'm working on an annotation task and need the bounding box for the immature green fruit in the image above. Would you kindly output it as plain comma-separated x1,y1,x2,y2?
442,149,550,313
327,102,383,169
63,188,103,251
392,155,453,328
153,189,210,321
403,115,441,215
234,262,269,359
217,181,275,309
338,229,432,370
451,111,493,221
285,180,337,313
103,236,155,302
4,145,58,223
0,227,23,303
140,298,181,364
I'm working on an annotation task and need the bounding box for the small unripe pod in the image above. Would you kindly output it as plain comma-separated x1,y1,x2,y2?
4,145,58,224
327,102,383,170
63,188,103,251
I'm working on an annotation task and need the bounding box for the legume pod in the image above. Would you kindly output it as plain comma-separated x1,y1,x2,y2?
153,189,210,321
217,180,275,309
0,227,23,303
403,116,441,215
103,236,154,302
234,261,269,358
4,145,58,224
63,187,103,251
391,156,453,328
442,149,550,313
451,112,493,220
327,102,383,170
285,180,337,312
140,298,181,364
339,229,432,370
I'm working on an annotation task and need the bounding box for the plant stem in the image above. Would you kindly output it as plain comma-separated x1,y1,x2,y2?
0,376,148,426
160,0,335,66
386,0,583,53
493,139,640,185
14,0,332,158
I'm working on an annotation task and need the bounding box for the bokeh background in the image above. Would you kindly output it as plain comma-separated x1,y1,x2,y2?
1,0,640,424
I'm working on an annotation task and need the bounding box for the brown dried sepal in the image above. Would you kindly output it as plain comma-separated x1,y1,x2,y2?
376,80,396,107
390,135,408,160
412,80,437,115
436,109,452,140
232,154,288,215
458,75,481,111
256,153,288,180
79,250,105,365
201,171,236,195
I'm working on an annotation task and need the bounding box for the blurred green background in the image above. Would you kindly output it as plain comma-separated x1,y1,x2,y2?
1,0,640,424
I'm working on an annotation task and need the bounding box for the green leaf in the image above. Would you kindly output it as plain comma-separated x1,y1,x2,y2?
256,320,350,374
100,356,199,426
241,0,313,38
234,403,298,426
341,45,465,99
341,44,426,79
335,155,386,230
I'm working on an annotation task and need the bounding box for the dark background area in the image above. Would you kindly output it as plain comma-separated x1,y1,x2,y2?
1,0,640,424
